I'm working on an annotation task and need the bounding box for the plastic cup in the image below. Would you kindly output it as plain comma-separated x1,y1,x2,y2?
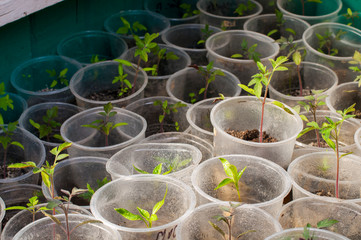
265,228,350,240
0,92,27,124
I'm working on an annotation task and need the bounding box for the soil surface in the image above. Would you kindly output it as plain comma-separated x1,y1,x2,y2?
314,189,334,197
353,109,361,119
87,88,130,102
308,140,329,148
283,87,312,97
227,129,278,143
0,166,28,179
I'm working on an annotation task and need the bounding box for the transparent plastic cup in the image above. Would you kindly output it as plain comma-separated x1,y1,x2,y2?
210,96,303,168
13,214,122,240
277,0,342,25
161,24,221,65
104,10,170,47
140,132,214,163
0,196,4,232
60,106,146,158
0,92,27,124
265,228,350,240
107,143,202,185
10,56,82,106
278,197,361,239
331,14,361,31
57,30,128,66
144,0,199,26
120,44,191,97
288,152,361,205
166,67,241,104
269,62,338,108
178,202,282,240
69,60,148,109
302,23,361,84
90,174,196,240
125,96,189,137
191,154,292,217
206,30,279,86
197,0,262,30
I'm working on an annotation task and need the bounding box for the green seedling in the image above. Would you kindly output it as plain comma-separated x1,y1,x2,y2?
292,50,304,96
149,45,179,76
117,17,147,36
46,68,68,88
214,158,246,202
44,187,101,240
0,82,14,125
316,30,346,56
297,104,356,198
5,195,50,222
299,219,339,240
197,24,214,45
153,100,187,133
90,54,106,63
29,106,63,142
0,122,24,179
300,0,322,16
180,3,200,18
342,8,359,26
296,89,327,148
81,102,128,146
267,9,296,38
231,39,261,63
112,59,134,97
188,61,225,102
239,56,289,142
208,202,255,240
348,50,361,86
78,177,110,201
115,185,168,228
234,0,256,16
133,163,173,175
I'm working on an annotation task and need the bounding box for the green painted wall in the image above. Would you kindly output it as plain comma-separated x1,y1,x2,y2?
0,0,144,91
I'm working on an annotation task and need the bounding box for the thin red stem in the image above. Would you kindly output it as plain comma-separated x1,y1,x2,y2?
297,64,303,96
335,135,340,198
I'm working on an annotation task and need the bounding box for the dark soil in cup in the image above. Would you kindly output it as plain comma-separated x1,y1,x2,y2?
353,109,361,119
308,140,329,148
2,201,29,230
69,195,90,207
0,165,28,179
226,128,278,142
206,2,255,17
314,189,334,197
87,88,131,102
283,87,312,97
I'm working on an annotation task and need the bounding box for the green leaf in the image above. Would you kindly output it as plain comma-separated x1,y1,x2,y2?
214,178,232,190
267,29,278,36
285,28,296,35
317,219,339,229
231,53,243,58
42,171,51,189
10,141,24,150
115,208,142,221
137,207,150,219
133,165,149,174
152,186,167,215
208,221,225,237
5,206,27,210
152,163,163,175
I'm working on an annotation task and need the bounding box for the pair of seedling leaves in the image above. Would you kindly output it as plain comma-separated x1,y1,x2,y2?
0,82,14,125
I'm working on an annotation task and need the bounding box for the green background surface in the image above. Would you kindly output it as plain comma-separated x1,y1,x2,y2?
0,0,360,91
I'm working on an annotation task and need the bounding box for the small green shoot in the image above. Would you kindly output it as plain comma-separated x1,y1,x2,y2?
214,158,246,202
231,39,261,63
342,8,359,26
133,163,173,175
348,50,361,86
90,54,106,63
117,17,147,36
180,3,200,18
301,218,339,240
153,100,187,133
0,82,14,125
112,59,134,97
197,24,214,45
114,185,168,228
29,106,63,142
267,9,296,38
81,102,128,146
149,45,179,76
0,122,24,179
316,30,346,56
78,177,111,201
234,0,256,16
297,104,356,198
208,202,255,240
46,68,68,88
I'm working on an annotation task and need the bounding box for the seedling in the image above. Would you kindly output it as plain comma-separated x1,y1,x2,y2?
300,0,322,16
133,163,173,175
5,196,50,222
214,158,246,202
208,202,255,240
267,9,296,39
239,56,289,142
46,68,68,88
231,39,261,63
297,104,356,198
188,61,225,102
316,30,346,56
299,218,339,240
114,185,168,228
153,100,187,133
149,45,179,76
117,17,147,36
29,106,63,142
0,122,24,179
81,102,128,146
348,50,361,86
78,177,110,201
112,59,134,97
297,90,327,148
180,3,199,18
0,82,14,125
197,24,214,45
342,8,359,26
90,54,106,63
292,50,304,96
234,0,256,16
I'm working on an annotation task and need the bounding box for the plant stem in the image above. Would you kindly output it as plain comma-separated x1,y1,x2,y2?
204,77,210,100
301,0,305,15
132,57,142,94
335,132,340,198
160,110,165,133
312,110,321,147
297,64,303,96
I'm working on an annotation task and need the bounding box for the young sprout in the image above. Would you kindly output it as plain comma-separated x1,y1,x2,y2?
90,54,106,64
180,3,200,18
189,61,225,101
78,177,111,201
0,82,14,125
133,163,173,175
153,100,187,133
292,50,304,96
114,185,168,228
214,158,246,202
234,0,256,16
297,104,356,198
29,106,63,142
0,122,24,179
342,8,359,26
302,218,339,240
316,30,346,56
112,59,134,97
231,39,261,63
267,9,296,39
46,68,68,88
117,17,147,36
149,45,179,76
5,196,50,222
197,24,214,46
81,102,128,146
239,56,289,142
348,50,361,86
297,89,327,147
300,0,322,16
